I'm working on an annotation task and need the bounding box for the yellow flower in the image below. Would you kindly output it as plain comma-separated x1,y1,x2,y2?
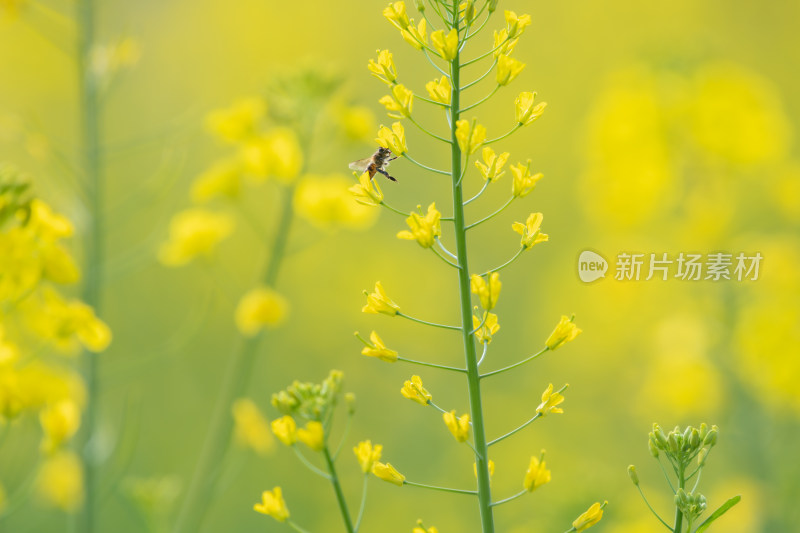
401,18,428,50
401,375,431,405
362,281,400,316
36,451,84,512
205,98,265,143
293,175,378,230
523,451,551,491
338,105,375,142
253,487,290,522
159,209,234,266
536,383,566,416
505,10,531,38
383,1,410,30
496,54,526,86
265,128,304,183
232,398,274,456
471,272,501,311
376,122,408,155
372,461,405,486
235,286,289,336
430,29,459,60
492,29,518,59
456,119,486,155
297,421,325,451
474,147,510,182
512,212,549,249
473,460,495,479
361,331,399,363
354,440,383,473
413,523,438,533
27,199,73,240
39,400,80,454
473,312,500,344
368,49,398,85
572,501,607,532
270,415,297,446
545,315,582,350
397,203,441,248
425,76,451,105
510,160,543,198
515,91,547,126
349,171,384,207
190,159,241,203
443,411,471,442
379,84,414,119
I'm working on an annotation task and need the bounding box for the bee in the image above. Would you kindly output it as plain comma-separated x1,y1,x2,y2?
349,147,398,182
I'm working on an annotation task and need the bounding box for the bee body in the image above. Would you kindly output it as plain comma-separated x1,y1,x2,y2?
349,147,398,182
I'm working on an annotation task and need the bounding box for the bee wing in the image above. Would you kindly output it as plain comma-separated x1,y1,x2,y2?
349,158,371,172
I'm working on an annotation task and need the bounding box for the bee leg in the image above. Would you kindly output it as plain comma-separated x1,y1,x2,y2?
376,168,397,182
386,156,398,162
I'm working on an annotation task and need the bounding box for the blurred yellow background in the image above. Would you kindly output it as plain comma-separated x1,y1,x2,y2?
1,0,798,532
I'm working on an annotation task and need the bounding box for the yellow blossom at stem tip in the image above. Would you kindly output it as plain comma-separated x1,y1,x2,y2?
523,451,551,491
401,18,428,50
536,383,566,416
505,10,532,39
190,159,241,204
158,209,234,267
497,54,526,86
456,119,486,155
270,415,297,446
401,375,431,405
349,171,384,207
510,160,543,198
379,84,414,119
475,147,510,182
376,122,407,155
232,398,274,456
35,451,84,512
397,203,442,248
430,28,459,60
296,421,325,451
253,487,290,522
516,91,547,126
354,440,383,473
512,212,548,249
362,281,400,316
443,410,471,442
372,461,405,486
368,49,397,85
39,400,80,454
413,524,439,533
471,272,502,311
425,76,451,105
473,312,500,344
545,315,582,350
493,29,518,59
361,331,399,363
383,1,410,31
572,501,607,531
205,97,264,143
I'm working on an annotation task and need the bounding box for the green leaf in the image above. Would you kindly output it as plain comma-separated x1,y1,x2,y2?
694,495,741,533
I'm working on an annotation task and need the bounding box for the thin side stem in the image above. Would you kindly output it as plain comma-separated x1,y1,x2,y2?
477,343,488,366
466,197,514,230
354,476,369,533
380,201,411,218
462,36,510,67
432,247,461,268
461,85,500,112
491,489,526,507
635,485,673,531
483,247,524,275
396,356,466,373
464,179,490,205
404,153,450,175
485,124,522,144
397,312,461,331
403,480,477,496
461,58,498,90
488,413,541,446
408,116,452,144
481,347,549,379
436,237,458,260
293,447,332,480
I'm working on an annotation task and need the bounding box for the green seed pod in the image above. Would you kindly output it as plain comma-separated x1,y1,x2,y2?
627,465,639,485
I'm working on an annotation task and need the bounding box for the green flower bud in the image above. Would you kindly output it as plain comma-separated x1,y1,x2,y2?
345,392,356,415
697,447,710,467
627,465,639,485
413,0,425,11
653,424,669,448
668,431,681,453
698,422,709,441
648,436,659,458
689,428,701,449
488,0,499,13
704,426,718,447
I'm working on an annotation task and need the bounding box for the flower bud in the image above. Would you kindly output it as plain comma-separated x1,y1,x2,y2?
648,436,659,458
627,465,639,485
704,426,718,446
689,428,701,449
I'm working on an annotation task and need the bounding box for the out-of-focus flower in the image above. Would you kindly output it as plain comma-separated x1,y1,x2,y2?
413,522,438,533
36,451,84,512
376,122,408,155
39,400,80,453
545,315,581,350
430,29,458,60
425,76,451,105
512,212,548,249
497,55,525,86
372,462,405,486
362,282,400,316
294,175,378,230
90,37,141,84
523,451,551,491
456,120,486,155
535,383,566,416
443,410,470,442
475,147,510,182
354,440,383,473
235,286,289,336
510,160,543,198
253,487,289,522
401,375,431,405
232,398,274,455
296,421,325,451
190,159,241,203
471,272,501,311
24,287,112,354
159,209,234,266
380,84,414,119
338,105,375,143
516,92,547,125
397,203,441,248
206,98,265,143
264,128,304,183
361,331,399,363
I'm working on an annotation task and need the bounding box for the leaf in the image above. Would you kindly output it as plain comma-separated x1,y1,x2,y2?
694,495,741,533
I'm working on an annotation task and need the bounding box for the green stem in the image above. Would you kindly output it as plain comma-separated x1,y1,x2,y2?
173,184,297,533
354,475,369,532
432,247,461,268
404,153,450,175
481,347,549,379
75,0,102,531
674,465,685,533
397,357,466,373
485,124,522,144
635,484,672,530
461,85,500,112
408,116,452,144
380,201,411,217
483,247,524,275
466,197,514,230
464,179,490,205
323,445,355,533
491,489,526,507
488,413,541,446
293,446,331,480
403,480,477,496
397,312,461,330
461,59,498,90
448,12,495,532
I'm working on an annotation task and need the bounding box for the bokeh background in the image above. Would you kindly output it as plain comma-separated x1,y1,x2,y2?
1,0,799,531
